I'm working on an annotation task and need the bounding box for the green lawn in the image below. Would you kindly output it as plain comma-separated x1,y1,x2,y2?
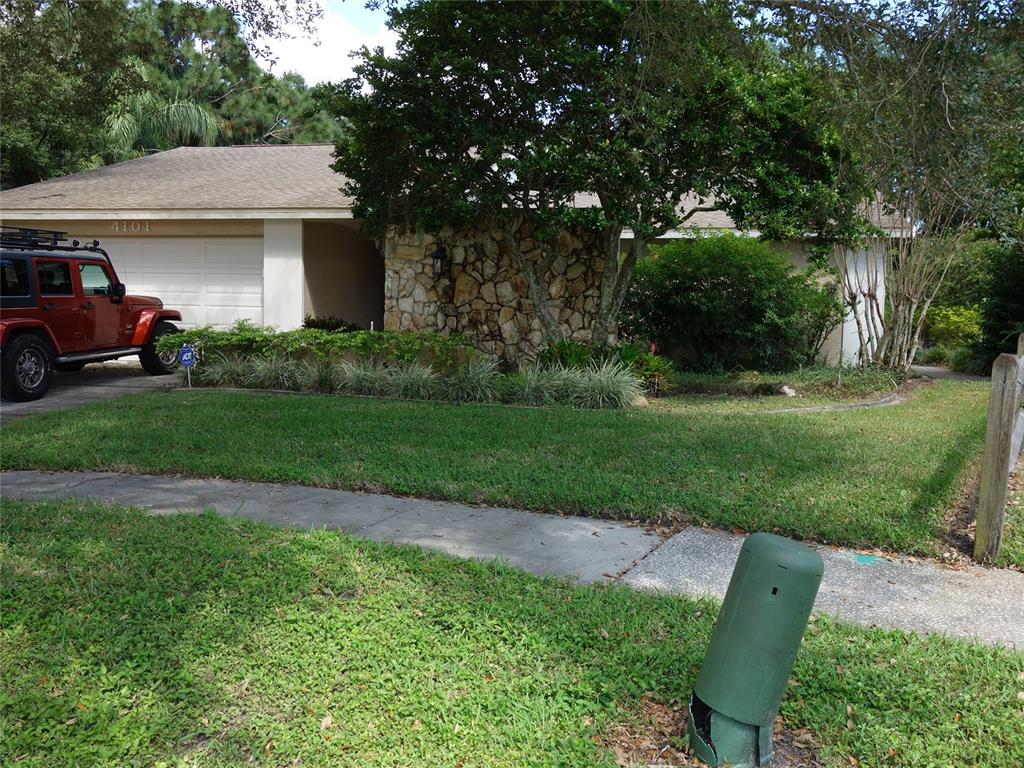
0,381,990,558
1001,467,1024,569
2,499,1021,767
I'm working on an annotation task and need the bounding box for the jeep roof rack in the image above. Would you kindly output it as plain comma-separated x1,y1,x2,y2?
0,225,71,248
1,224,116,270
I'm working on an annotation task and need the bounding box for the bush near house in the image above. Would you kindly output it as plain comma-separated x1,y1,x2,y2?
958,239,1024,374
924,305,982,349
157,320,479,371
301,313,363,332
620,234,843,372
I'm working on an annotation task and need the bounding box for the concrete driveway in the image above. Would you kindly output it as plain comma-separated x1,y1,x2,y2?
1,363,177,424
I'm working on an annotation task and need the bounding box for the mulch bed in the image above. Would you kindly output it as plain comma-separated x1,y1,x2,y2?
599,695,823,767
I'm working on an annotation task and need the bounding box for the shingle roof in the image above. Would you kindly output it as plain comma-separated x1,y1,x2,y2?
0,145,740,227
0,145,351,213
1,144,899,234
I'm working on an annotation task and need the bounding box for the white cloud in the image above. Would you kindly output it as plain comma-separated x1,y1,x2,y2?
259,7,397,86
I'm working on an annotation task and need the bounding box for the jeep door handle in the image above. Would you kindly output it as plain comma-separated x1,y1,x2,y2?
81,302,95,310
42,303,58,311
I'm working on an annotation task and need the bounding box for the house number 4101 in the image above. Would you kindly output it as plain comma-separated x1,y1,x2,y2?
111,220,151,233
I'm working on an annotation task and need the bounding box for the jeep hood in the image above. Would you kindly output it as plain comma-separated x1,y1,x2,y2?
125,294,163,308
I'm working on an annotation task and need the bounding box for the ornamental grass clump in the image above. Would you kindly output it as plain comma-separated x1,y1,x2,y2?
301,359,341,393
506,365,563,406
338,361,392,397
191,351,245,388
444,358,500,402
386,363,441,400
573,360,644,409
243,355,303,391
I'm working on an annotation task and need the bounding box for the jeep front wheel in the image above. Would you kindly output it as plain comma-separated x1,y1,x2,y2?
140,320,180,375
1,334,55,401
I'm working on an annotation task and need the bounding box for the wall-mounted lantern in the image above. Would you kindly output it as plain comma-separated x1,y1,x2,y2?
432,245,449,278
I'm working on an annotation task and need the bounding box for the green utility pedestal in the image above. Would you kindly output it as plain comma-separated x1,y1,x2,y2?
688,533,823,767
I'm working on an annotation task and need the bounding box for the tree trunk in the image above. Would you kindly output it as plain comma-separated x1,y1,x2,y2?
591,227,642,348
500,216,563,343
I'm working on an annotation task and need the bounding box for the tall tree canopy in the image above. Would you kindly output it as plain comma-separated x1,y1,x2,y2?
754,0,1024,368
1,0,342,188
330,0,856,343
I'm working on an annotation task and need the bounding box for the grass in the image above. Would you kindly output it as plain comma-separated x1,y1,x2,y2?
669,365,902,400
2,499,1022,768
1000,465,1024,569
0,381,991,559
649,392,875,415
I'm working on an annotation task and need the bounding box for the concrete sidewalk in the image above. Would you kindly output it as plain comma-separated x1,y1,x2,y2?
2,470,1021,650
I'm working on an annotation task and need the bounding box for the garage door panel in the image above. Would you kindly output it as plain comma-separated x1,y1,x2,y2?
205,240,262,270
168,305,204,329
142,242,204,270
205,292,261,308
202,270,262,290
204,306,262,327
110,237,263,330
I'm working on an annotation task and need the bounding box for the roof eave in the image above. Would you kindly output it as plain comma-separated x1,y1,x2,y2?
0,208,353,221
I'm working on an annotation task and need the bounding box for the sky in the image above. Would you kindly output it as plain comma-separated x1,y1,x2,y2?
259,0,397,86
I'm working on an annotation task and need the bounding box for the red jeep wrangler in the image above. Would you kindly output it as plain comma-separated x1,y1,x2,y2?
0,226,182,401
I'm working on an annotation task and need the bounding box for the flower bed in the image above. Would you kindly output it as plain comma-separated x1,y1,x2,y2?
159,323,645,409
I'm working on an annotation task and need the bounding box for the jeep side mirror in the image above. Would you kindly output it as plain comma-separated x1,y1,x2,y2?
112,282,127,301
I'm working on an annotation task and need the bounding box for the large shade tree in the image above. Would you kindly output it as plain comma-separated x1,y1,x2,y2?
1,0,334,188
757,0,1024,369
329,0,857,345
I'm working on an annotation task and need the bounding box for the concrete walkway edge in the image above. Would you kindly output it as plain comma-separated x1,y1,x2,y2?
2,470,1021,650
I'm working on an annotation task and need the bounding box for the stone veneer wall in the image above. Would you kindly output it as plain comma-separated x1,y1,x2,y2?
384,223,607,361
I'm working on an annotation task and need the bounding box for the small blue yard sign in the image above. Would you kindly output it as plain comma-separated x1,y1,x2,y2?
178,344,196,387
178,344,196,368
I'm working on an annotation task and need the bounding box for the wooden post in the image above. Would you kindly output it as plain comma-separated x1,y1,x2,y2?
974,353,1024,562
1018,332,1024,356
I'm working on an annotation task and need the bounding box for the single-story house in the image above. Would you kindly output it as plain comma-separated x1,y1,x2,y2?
0,144,885,364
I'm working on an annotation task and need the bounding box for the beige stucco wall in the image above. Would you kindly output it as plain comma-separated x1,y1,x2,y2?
302,221,384,329
0,218,263,240
767,240,844,366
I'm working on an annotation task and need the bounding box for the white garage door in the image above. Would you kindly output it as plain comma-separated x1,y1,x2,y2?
102,238,263,329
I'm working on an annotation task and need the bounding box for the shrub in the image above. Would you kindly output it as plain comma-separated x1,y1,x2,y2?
925,305,982,348
949,345,977,374
444,358,501,402
537,339,594,369
629,351,674,395
302,314,362,333
338,361,392,397
962,240,1024,374
920,345,951,365
386,363,441,400
620,234,844,372
155,320,476,370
